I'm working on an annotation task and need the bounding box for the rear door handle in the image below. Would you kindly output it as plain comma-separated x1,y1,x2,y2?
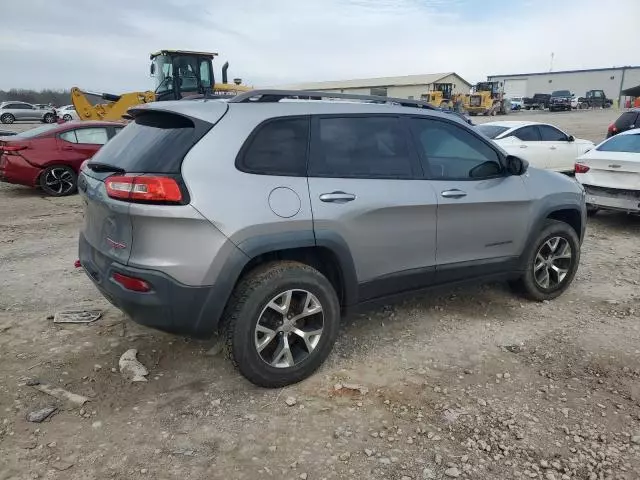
319,191,356,203
519,145,528,149
441,189,467,199
549,146,557,150
62,146,74,150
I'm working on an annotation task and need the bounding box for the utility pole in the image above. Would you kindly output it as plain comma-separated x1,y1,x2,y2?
549,52,554,72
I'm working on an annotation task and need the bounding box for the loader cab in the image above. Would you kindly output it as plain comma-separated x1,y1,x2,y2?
433,83,453,100
150,50,216,101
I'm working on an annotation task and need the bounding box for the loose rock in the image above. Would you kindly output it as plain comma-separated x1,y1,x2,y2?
285,396,297,407
26,406,57,423
118,349,149,382
444,467,461,478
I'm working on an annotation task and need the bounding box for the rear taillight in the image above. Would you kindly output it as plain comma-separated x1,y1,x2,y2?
105,175,182,203
608,123,617,133
2,145,27,154
575,163,590,174
111,272,151,292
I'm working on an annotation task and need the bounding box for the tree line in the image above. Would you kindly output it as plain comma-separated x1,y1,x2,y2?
0,89,72,106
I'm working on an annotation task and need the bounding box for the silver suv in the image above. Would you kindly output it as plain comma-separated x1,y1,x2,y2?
78,90,586,387
0,101,56,124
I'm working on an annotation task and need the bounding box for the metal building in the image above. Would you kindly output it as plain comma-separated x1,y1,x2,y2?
277,72,472,100
487,66,640,102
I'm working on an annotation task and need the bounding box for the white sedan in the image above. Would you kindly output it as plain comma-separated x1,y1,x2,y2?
575,128,640,214
476,121,594,172
56,105,79,121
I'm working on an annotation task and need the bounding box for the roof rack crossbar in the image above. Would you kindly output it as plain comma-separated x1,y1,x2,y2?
227,89,436,110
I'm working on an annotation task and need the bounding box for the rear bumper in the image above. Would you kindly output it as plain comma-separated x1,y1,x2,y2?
0,154,41,187
79,233,225,338
584,185,640,213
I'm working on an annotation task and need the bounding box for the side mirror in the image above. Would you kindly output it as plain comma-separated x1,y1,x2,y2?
567,135,575,142
506,155,529,175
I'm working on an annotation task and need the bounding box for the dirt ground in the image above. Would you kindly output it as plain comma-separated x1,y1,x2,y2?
1,109,639,480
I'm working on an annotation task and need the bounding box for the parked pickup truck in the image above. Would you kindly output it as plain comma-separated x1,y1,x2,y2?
578,90,613,109
549,90,573,112
523,93,550,110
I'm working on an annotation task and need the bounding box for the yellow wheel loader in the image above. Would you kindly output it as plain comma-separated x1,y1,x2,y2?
465,81,510,116
72,50,250,121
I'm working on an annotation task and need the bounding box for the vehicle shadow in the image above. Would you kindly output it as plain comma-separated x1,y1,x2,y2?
588,211,640,232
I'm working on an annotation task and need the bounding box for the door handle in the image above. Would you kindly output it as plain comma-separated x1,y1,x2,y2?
549,146,557,150
62,146,74,150
441,189,467,199
519,145,528,148
319,191,356,203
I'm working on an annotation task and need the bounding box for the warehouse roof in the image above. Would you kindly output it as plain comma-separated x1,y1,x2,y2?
278,72,472,90
488,66,640,79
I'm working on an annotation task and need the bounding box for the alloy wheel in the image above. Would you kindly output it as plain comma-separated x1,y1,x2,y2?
533,236,573,289
44,167,75,195
254,289,324,368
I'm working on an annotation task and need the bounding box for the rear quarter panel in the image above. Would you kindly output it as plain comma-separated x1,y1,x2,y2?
181,106,314,252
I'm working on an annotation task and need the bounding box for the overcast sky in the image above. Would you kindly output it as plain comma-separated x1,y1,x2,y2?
1,0,638,93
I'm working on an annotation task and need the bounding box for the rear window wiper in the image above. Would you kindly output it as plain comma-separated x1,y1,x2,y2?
87,162,126,174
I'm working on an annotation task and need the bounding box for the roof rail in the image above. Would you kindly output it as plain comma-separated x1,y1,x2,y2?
227,89,436,110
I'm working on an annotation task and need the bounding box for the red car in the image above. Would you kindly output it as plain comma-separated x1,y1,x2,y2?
0,121,124,196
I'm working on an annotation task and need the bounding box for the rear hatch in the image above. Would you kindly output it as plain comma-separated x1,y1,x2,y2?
79,102,227,265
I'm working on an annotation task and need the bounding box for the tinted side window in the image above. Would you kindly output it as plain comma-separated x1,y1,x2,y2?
59,131,78,143
411,118,502,180
538,125,567,141
238,117,309,176
615,112,638,128
310,116,413,179
512,126,540,141
75,128,108,145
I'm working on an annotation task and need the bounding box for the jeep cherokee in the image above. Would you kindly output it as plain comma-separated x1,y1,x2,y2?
78,90,586,387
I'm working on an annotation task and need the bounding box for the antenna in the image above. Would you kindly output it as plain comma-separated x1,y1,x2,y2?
549,52,554,72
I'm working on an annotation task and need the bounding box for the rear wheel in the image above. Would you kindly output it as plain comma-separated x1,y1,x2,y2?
1,113,15,124
62,114,72,121
43,113,55,123
511,220,580,301
221,261,341,387
39,165,77,196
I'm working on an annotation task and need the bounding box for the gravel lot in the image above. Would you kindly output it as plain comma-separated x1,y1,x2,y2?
1,109,639,480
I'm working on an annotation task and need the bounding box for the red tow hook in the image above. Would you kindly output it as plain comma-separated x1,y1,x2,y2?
74,259,81,268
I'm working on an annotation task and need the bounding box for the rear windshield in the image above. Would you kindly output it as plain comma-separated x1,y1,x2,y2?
88,112,211,173
476,124,509,139
614,112,638,128
551,90,571,97
597,133,640,153
15,124,59,138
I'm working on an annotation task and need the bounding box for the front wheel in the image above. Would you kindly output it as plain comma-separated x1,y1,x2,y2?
43,113,55,123
511,220,580,301
39,165,77,196
221,261,341,388
1,113,15,124
62,114,72,121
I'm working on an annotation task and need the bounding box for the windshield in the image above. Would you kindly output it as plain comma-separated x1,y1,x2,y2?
551,90,571,97
15,124,60,138
476,124,509,139
151,55,174,94
597,133,640,153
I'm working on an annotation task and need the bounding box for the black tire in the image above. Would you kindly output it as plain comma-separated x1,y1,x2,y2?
586,205,599,216
62,114,72,121
221,261,341,388
511,219,580,301
1,113,15,124
39,165,77,196
43,113,55,123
